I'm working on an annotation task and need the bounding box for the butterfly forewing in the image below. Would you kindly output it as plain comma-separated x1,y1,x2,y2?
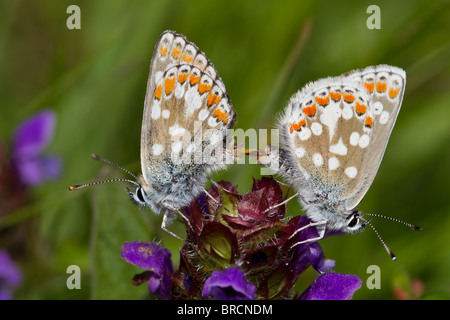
141,30,235,184
279,65,405,210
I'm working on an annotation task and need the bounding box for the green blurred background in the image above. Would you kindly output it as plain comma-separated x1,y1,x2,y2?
1,0,449,300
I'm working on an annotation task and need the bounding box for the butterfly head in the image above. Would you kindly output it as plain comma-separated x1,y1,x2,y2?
312,206,366,234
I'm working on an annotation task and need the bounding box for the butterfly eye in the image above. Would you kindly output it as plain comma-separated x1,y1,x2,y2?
347,212,360,228
136,187,146,203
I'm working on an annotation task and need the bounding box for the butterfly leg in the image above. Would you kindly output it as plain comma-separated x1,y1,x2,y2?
162,202,193,232
289,220,327,250
201,186,230,212
161,210,184,241
262,192,299,214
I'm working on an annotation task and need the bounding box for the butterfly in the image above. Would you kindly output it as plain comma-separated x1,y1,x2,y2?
70,30,237,239
258,65,420,259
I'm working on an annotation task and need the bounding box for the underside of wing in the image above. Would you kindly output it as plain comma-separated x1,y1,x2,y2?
141,31,236,183
278,65,405,209
342,65,406,209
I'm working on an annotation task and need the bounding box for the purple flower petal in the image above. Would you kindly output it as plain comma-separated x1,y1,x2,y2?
14,154,62,186
121,242,173,300
299,273,362,300
13,109,56,159
0,250,22,300
202,266,256,300
11,109,61,186
295,242,335,274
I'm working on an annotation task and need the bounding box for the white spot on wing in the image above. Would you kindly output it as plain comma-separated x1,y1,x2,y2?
311,122,323,135
374,101,383,115
295,147,305,158
328,156,340,170
330,137,348,155
151,103,161,120
345,166,358,179
342,105,353,120
312,153,323,167
359,134,370,148
298,127,311,141
185,86,202,116
154,71,163,85
152,144,163,156
319,101,342,141
175,85,185,99
349,132,360,146
380,111,389,124
198,109,209,121
162,109,170,119
169,123,186,136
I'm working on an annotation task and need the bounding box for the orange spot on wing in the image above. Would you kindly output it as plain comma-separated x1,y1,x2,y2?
190,74,201,85
182,53,194,64
178,72,189,84
330,91,341,101
207,91,221,106
364,82,374,93
376,81,387,93
303,103,316,117
315,95,330,106
172,47,181,59
365,116,373,128
159,45,168,57
164,77,175,95
355,102,367,115
224,118,229,125
198,83,212,94
155,84,162,100
343,93,355,103
389,88,400,98
290,119,306,132
214,108,228,121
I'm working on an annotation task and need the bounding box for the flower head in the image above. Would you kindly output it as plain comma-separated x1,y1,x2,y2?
122,177,362,300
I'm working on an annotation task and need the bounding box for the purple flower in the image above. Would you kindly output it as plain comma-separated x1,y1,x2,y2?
121,241,173,300
202,266,256,300
291,216,335,274
0,250,22,300
299,273,362,300
12,109,61,186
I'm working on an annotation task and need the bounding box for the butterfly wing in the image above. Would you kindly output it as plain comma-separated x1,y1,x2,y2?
342,65,406,209
140,30,236,184
277,65,405,211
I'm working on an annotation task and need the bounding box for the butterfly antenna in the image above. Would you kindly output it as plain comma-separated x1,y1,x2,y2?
363,218,397,261
363,213,421,231
69,178,140,191
90,154,139,181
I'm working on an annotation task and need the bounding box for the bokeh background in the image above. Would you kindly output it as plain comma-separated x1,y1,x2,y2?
1,0,449,300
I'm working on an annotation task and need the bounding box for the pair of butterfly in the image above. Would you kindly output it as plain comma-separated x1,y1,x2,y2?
70,30,420,259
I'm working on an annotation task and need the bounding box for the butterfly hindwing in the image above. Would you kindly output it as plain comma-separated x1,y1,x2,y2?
278,65,405,211
342,65,406,209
